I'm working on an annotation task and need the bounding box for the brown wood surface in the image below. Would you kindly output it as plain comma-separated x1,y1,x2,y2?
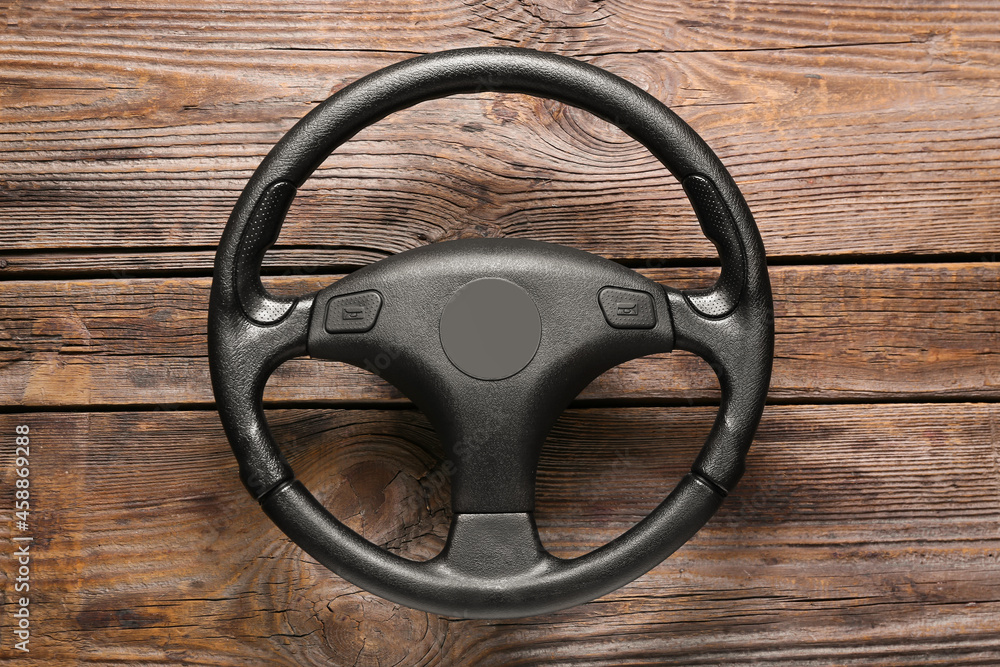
3,2,1000,275
1,0,998,664
1,405,999,666
1,263,997,408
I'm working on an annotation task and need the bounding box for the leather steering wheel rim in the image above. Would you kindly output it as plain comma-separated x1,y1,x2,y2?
209,47,773,619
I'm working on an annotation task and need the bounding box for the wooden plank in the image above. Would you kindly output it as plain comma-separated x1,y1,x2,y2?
6,0,999,54
1,263,996,408
3,5,1000,272
0,403,996,664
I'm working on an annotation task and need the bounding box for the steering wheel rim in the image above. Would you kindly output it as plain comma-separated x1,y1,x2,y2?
209,47,773,619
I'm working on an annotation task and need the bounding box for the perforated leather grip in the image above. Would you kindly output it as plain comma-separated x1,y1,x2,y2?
682,174,746,318
235,180,297,324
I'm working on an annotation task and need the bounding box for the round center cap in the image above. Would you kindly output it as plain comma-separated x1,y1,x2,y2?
439,278,541,381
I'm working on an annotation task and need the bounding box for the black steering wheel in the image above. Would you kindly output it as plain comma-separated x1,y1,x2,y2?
209,47,773,619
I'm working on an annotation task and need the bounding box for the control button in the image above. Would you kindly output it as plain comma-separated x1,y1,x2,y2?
599,287,656,329
325,291,383,334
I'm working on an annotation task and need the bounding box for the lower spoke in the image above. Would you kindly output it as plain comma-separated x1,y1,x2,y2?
435,513,551,580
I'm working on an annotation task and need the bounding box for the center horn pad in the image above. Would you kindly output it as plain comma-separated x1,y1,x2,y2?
439,278,542,381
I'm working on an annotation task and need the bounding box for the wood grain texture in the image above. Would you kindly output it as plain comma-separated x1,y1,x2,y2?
2,1,1000,275
0,404,997,665
7,0,999,54
1,263,996,408
2,0,998,664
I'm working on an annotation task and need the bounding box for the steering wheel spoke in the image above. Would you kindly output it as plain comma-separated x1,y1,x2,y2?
435,513,552,580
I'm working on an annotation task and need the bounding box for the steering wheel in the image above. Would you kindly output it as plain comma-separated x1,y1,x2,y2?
209,47,773,619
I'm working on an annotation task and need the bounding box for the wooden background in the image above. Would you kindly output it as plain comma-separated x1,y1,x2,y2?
2,1,999,664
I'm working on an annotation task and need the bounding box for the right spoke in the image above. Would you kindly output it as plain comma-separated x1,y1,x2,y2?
663,286,773,492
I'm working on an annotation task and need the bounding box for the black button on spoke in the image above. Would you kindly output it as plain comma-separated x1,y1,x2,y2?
599,287,656,329
324,291,383,334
